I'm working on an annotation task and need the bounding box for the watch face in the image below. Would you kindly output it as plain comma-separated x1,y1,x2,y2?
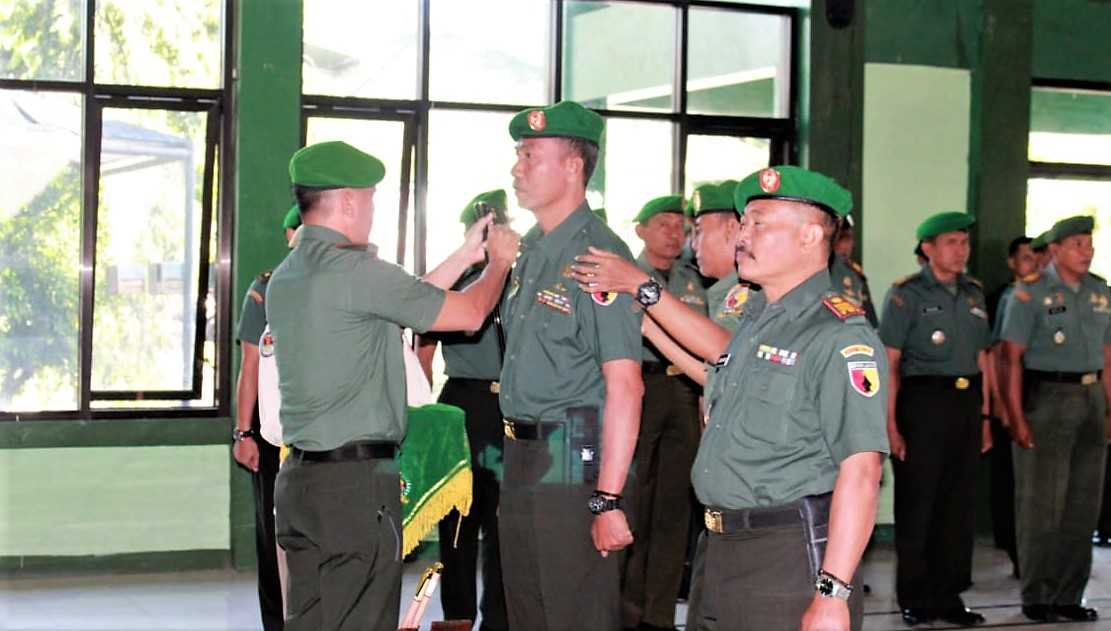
817,578,833,596
588,496,604,514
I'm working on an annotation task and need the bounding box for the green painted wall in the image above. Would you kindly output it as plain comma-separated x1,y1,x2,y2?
1032,0,1111,82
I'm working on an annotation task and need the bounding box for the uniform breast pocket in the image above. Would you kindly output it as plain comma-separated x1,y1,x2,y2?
736,366,798,445
911,321,951,360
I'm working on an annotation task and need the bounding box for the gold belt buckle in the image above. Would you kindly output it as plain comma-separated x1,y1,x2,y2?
955,377,970,390
1082,372,1099,386
665,365,682,377
489,381,501,394
704,509,724,534
502,419,516,440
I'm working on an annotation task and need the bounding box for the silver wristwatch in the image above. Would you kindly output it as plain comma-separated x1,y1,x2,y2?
635,278,662,308
815,570,853,600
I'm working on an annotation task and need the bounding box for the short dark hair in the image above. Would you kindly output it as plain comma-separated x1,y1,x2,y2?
1008,235,1033,257
914,242,927,261
564,137,598,187
292,185,332,214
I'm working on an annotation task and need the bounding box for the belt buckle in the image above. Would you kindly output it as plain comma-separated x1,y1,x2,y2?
489,381,501,394
665,365,683,377
704,509,724,534
955,377,970,390
502,419,516,440
1082,372,1098,386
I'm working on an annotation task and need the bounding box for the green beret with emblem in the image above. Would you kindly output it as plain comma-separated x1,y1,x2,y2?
734,166,853,218
508,100,604,145
1030,230,1050,251
1049,215,1094,243
459,189,508,229
691,180,739,217
634,195,685,224
282,204,301,230
593,207,608,224
915,211,975,241
289,141,386,189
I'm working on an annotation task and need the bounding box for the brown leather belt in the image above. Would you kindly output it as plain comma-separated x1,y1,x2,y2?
289,441,396,463
1026,369,1101,385
704,493,831,534
502,418,562,441
901,374,981,391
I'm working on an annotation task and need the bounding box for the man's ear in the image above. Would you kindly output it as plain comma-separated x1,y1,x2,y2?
634,223,646,240
799,219,824,252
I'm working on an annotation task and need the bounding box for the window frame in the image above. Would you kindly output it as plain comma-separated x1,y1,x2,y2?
1028,77,1111,182
300,0,800,275
0,0,236,421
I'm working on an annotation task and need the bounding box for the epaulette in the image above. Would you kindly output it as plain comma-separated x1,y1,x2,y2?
1020,271,1040,284
822,293,866,320
849,259,867,279
893,272,920,288
336,242,372,251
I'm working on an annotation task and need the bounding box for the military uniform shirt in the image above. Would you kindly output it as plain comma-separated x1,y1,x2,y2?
423,266,503,381
707,273,750,332
1000,263,1111,372
692,270,889,509
830,256,878,327
237,273,269,346
265,225,446,450
498,203,642,421
991,284,1015,342
635,251,707,363
879,265,991,377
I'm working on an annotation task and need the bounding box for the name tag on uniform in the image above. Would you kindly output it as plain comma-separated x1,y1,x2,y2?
922,305,943,314
969,306,987,320
714,353,731,368
1048,306,1067,315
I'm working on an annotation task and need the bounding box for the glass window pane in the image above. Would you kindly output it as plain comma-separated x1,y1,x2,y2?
305,117,413,270
684,135,770,195
594,117,674,250
688,8,791,118
0,90,83,411
430,0,548,105
427,109,523,256
1026,178,1111,279
93,0,222,89
92,107,209,393
563,1,676,113
0,0,86,81
303,1,418,100
1029,87,1111,166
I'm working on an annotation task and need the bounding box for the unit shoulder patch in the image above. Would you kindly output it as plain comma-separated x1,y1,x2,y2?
822,294,866,320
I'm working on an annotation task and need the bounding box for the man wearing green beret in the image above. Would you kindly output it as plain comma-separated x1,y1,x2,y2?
416,189,510,631
830,216,878,328
878,211,993,627
232,203,302,631
267,140,520,631
1030,230,1051,273
497,101,644,631
1000,214,1111,623
621,194,706,631
571,165,888,631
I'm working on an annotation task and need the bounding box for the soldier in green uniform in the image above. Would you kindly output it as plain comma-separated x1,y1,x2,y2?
1029,230,1051,273
232,203,301,631
1000,215,1111,623
496,101,645,631
622,194,706,631
416,189,509,631
878,212,992,627
830,216,878,327
691,180,751,332
571,165,888,631
267,141,519,631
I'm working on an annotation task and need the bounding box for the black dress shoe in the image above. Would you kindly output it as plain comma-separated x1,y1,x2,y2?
1021,604,1054,622
936,606,985,626
901,608,934,626
1054,604,1099,621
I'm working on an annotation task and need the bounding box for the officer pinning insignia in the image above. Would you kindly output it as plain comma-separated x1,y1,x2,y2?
931,330,946,345
756,344,798,366
822,294,865,320
592,291,618,306
847,360,880,397
537,288,572,314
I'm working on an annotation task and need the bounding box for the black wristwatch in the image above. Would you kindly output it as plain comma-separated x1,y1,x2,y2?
815,570,853,600
232,428,257,443
587,491,622,515
635,278,663,308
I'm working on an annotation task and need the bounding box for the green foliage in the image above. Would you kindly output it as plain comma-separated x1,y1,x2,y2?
0,0,84,81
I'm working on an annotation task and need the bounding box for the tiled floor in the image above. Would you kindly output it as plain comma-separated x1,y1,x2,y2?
1,540,1109,630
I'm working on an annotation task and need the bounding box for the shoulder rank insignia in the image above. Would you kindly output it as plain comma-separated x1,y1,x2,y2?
1021,272,1040,284
849,259,866,278
823,294,865,320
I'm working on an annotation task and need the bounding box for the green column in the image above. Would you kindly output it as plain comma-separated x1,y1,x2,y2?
231,0,303,569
